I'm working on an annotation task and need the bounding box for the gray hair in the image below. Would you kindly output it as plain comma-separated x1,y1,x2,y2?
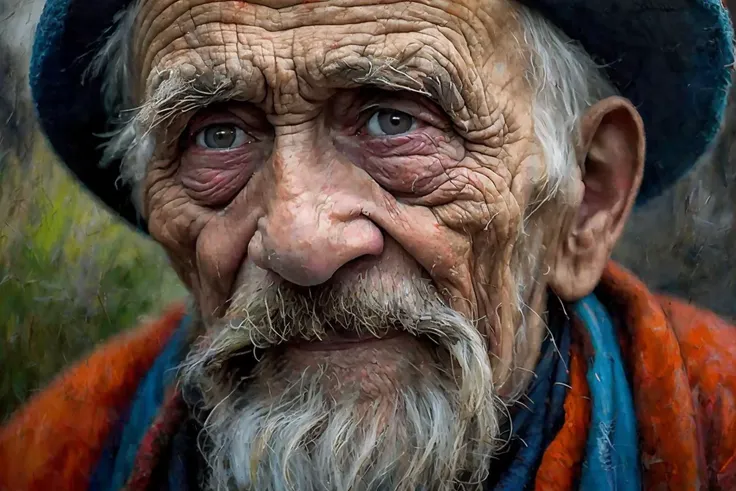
506,6,617,383
90,2,617,209
515,6,618,202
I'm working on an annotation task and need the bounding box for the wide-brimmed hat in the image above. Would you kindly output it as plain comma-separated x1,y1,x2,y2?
29,0,735,233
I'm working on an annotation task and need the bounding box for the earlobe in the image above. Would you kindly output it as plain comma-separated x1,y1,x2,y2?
549,96,645,301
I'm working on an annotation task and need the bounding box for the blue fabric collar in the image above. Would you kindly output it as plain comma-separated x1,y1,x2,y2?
574,294,641,490
490,305,572,490
90,314,194,491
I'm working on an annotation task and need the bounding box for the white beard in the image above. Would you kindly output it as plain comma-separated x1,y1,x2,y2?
181,274,502,491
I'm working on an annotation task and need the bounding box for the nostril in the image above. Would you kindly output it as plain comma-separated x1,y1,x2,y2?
360,221,385,254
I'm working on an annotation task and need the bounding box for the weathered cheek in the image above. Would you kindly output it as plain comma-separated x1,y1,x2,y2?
373,202,477,316
431,158,518,239
423,149,527,349
195,221,251,316
144,164,213,288
148,199,203,263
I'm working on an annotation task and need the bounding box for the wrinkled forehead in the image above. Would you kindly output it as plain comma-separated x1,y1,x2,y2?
131,0,529,115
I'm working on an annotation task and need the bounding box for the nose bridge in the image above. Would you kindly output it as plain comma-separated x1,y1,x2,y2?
266,131,335,233
270,131,327,207
249,131,384,286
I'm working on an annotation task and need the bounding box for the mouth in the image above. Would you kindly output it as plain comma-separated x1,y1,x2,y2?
291,328,404,352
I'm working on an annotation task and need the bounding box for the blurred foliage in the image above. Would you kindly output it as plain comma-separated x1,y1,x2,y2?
0,140,186,421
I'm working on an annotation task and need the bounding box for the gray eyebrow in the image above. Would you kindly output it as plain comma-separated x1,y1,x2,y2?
133,72,243,134
324,57,466,116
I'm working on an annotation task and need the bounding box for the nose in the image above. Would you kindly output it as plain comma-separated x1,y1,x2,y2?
248,144,384,286
249,200,384,286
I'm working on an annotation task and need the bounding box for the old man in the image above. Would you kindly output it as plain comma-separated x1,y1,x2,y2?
2,0,736,489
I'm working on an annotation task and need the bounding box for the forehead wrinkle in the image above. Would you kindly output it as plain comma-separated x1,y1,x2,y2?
135,0,511,89
136,0,527,126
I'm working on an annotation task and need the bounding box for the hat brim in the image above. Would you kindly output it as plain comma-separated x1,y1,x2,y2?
30,0,735,234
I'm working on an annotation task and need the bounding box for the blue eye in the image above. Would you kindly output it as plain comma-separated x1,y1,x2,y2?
195,124,249,149
365,109,417,136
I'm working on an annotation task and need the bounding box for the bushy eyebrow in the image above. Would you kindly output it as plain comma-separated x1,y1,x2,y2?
135,73,241,133
139,55,465,132
321,56,466,116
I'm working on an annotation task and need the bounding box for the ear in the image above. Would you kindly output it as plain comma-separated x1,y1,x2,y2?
549,96,645,301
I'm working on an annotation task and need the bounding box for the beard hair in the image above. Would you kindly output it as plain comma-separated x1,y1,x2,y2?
180,273,503,491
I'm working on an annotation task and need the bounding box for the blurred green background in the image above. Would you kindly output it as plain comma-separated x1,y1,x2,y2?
0,141,186,421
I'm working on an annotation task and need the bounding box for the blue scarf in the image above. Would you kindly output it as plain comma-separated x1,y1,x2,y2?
491,294,640,490
91,294,641,490
575,294,641,490
490,305,572,490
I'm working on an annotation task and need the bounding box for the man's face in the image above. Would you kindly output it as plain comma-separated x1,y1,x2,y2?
131,0,576,488
139,0,549,380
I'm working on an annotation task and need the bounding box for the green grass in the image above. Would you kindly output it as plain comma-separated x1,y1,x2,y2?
0,141,187,421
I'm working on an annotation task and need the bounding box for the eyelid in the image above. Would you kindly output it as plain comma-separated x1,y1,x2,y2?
358,102,381,115
357,97,447,129
358,101,417,115
186,113,249,141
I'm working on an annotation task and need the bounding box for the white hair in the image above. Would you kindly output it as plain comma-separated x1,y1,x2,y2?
505,6,617,368
515,7,619,202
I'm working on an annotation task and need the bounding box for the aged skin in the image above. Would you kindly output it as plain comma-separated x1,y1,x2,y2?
131,0,643,400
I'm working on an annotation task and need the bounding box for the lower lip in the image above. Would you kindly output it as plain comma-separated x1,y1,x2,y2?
293,330,403,352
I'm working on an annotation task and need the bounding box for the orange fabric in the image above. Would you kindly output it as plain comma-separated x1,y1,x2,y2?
534,341,591,491
0,303,186,491
533,261,736,490
659,295,736,490
598,262,736,491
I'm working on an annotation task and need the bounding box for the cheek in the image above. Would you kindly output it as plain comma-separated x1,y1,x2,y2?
144,146,268,315
189,173,269,315
431,158,519,239
144,164,216,286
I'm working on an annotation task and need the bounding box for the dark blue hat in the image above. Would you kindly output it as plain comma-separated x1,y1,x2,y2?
30,0,735,234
